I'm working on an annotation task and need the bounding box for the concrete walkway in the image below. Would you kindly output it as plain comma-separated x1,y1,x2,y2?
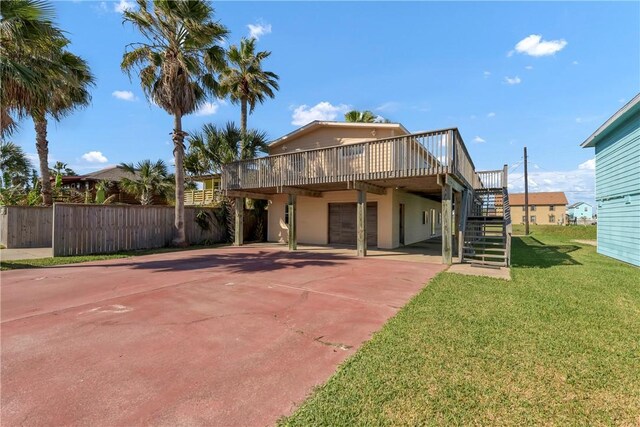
1,247,52,261
447,263,511,280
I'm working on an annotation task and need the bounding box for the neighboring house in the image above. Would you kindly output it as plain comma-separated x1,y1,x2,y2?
581,93,640,267
185,174,222,206
567,202,593,221
55,166,165,205
220,120,511,265
509,192,568,225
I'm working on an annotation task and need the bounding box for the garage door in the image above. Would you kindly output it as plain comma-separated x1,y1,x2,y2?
328,202,378,247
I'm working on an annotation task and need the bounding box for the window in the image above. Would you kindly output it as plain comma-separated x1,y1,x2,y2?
438,212,442,225
549,205,555,211
530,215,536,223
340,145,364,158
522,216,526,223
422,211,427,225
284,205,289,225
549,215,556,223
530,205,536,211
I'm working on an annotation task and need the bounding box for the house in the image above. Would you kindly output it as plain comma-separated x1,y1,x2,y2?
567,202,593,222
220,120,512,265
185,174,222,206
55,166,165,205
581,93,640,267
509,192,568,225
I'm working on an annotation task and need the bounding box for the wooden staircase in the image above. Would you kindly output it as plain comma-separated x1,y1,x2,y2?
461,187,512,267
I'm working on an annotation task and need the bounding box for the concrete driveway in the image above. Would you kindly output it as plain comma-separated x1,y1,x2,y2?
1,246,445,426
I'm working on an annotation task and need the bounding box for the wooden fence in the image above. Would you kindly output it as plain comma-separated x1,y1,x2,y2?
0,206,53,248
52,204,228,257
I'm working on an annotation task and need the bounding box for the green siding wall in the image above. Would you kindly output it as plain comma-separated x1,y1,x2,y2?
594,112,640,267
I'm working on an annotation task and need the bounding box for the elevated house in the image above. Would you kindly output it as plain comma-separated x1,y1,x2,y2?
581,93,639,267
509,192,568,225
220,121,512,266
185,174,222,206
567,202,593,222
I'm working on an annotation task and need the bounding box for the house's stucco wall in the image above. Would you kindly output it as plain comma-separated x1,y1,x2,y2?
267,189,441,249
267,126,406,155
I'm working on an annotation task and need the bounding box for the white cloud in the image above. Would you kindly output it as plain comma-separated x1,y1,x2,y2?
525,65,534,70
247,21,272,40
578,158,595,170
507,161,595,205
487,112,496,118
291,101,350,126
82,151,108,163
514,34,567,57
572,60,579,65
112,90,136,101
504,76,521,85
483,71,491,78
375,101,400,113
195,101,220,116
473,136,486,143
114,0,135,13
470,115,477,120
619,98,626,104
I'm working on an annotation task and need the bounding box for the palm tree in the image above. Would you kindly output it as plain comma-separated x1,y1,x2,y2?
344,110,377,123
219,37,279,136
121,0,228,245
27,47,94,206
0,141,32,188
0,0,63,137
119,160,174,205
186,122,268,241
50,161,76,176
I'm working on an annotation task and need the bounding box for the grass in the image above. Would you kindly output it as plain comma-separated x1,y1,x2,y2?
0,245,219,270
281,228,639,425
512,223,597,241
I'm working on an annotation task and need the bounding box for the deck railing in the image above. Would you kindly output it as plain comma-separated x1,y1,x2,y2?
476,165,508,189
184,189,221,206
221,128,480,191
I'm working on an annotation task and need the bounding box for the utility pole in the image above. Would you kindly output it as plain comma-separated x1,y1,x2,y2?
524,146,529,236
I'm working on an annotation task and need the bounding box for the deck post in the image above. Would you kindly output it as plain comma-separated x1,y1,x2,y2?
234,197,244,246
454,190,462,260
357,189,367,257
288,194,297,251
442,184,453,264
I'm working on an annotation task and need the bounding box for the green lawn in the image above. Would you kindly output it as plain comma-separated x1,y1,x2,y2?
281,228,639,425
0,245,219,270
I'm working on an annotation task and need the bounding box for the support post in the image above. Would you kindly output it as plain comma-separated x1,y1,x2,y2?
357,190,367,257
454,190,462,261
234,197,244,246
442,184,452,264
288,194,297,250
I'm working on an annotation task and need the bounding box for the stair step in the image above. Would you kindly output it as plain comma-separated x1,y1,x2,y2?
464,247,506,253
465,259,507,267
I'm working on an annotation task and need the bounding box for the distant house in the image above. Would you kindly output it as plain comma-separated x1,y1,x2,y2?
567,202,593,222
509,192,568,225
581,93,639,267
56,166,166,205
184,174,222,206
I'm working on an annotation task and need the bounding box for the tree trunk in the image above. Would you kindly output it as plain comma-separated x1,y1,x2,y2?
240,98,247,137
34,115,53,205
172,111,187,246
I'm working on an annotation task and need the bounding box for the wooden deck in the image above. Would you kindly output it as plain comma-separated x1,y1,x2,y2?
221,128,482,193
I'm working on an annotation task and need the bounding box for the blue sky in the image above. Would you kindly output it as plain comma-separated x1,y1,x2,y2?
10,1,640,205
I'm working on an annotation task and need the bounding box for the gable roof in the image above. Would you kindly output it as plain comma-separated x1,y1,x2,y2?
581,93,640,148
509,192,568,206
269,121,410,148
81,166,136,181
567,201,592,209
